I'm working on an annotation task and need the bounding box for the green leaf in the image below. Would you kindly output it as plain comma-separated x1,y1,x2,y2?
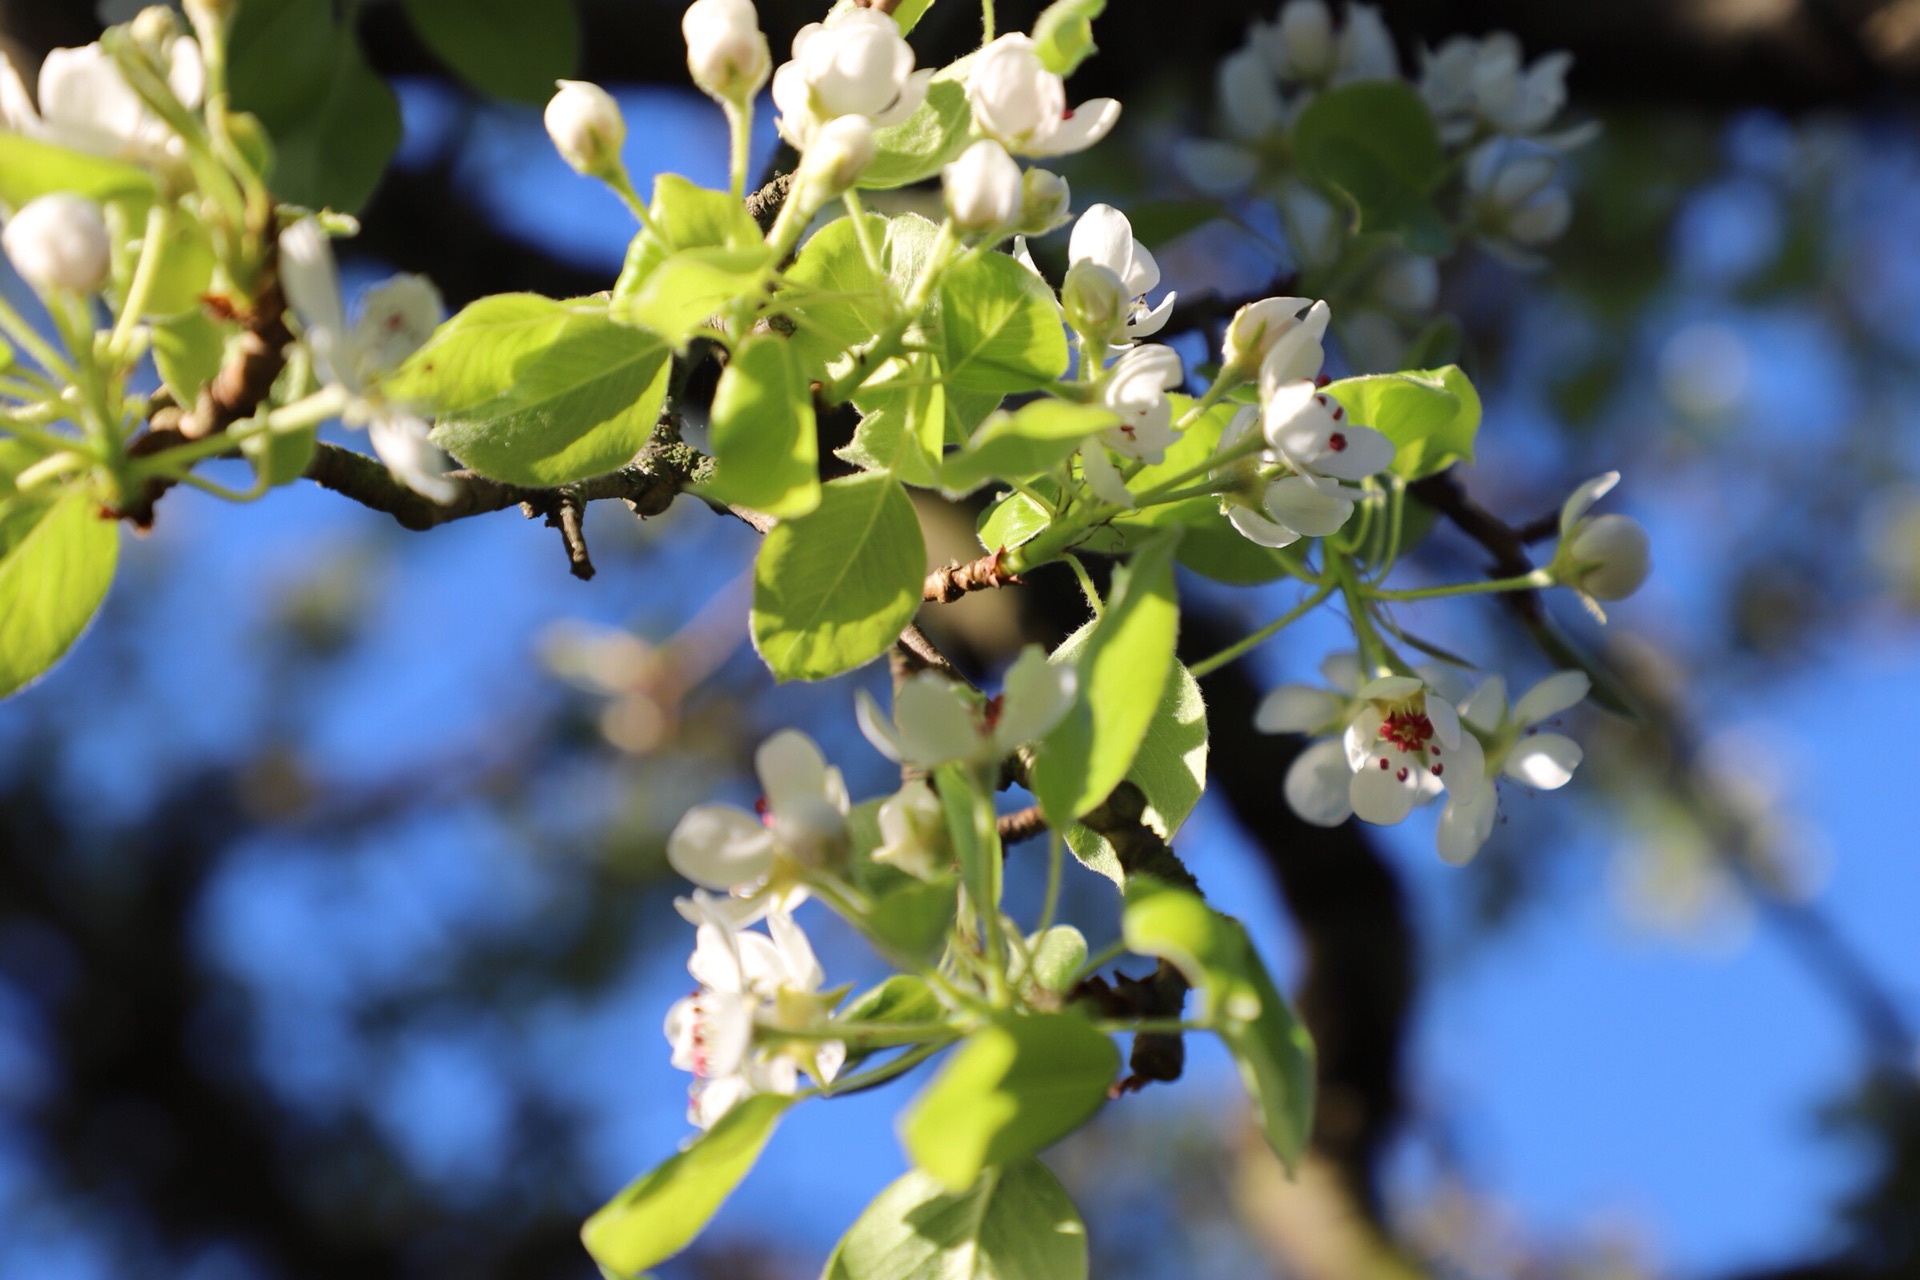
861,75,974,190
1121,881,1315,1169
1032,0,1106,75
841,356,945,488
0,133,154,210
149,309,229,409
1322,364,1480,480
976,484,1055,553
822,1162,1088,1280
936,249,1069,396
900,1014,1118,1192
784,213,941,382
402,0,578,102
1028,530,1180,828
581,1093,794,1276
242,421,319,490
865,875,961,970
615,175,765,303
840,973,944,1031
940,400,1116,498
0,488,118,699
390,294,670,486
229,0,400,213
935,763,1001,930
701,333,820,518
614,246,774,352
751,472,925,681
1161,498,1310,585
1292,82,1448,254
1058,645,1207,888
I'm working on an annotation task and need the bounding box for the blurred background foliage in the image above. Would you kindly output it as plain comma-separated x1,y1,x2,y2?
2,0,1919,1277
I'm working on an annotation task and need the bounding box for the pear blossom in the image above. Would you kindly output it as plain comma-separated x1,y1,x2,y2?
856,646,1076,771
1464,139,1573,266
1067,204,1175,346
792,113,876,210
1225,296,1328,384
966,33,1119,158
665,896,843,1128
1012,168,1071,236
1249,0,1397,87
1217,45,1286,141
682,0,770,104
1419,32,1589,145
278,218,459,503
1099,343,1183,464
943,139,1022,234
1217,372,1394,549
544,80,625,178
1551,472,1651,606
771,8,930,150
0,30,202,166
2,193,111,295
873,779,947,880
667,728,851,902
1433,671,1589,862
1256,651,1367,826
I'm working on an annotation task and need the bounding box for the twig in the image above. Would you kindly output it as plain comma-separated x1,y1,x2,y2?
996,804,1047,845
923,547,1021,603
896,622,966,683
541,487,594,581
745,171,794,236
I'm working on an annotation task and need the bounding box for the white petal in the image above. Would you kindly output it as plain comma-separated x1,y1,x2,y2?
1255,685,1341,735
1311,423,1395,481
1425,694,1461,749
1321,651,1362,694
855,688,906,761
756,729,832,816
1350,753,1420,825
689,923,748,992
1227,501,1301,548
1177,139,1258,196
1122,238,1161,297
1080,442,1135,507
993,645,1077,750
1358,675,1422,701
1458,674,1508,733
1441,723,1484,799
277,218,349,358
1068,202,1134,274
1504,732,1582,790
1284,739,1354,826
1436,782,1498,864
1345,705,1384,771
668,804,777,891
1415,662,1470,707
894,674,987,766
766,911,825,992
1513,671,1590,728
1262,476,1354,538
1029,97,1120,156
1128,291,1176,338
367,411,459,504
1559,471,1619,534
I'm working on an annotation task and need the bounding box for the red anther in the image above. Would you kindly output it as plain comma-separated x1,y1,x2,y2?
1315,373,1331,387
1062,107,1075,119
1430,744,1441,755
1379,757,1390,770
1396,767,1410,782
1431,763,1443,776
1315,393,1328,406
1331,406,1344,420
1380,710,1436,754
1328,432,1348,452
754,795,774,827
983,693,1006,732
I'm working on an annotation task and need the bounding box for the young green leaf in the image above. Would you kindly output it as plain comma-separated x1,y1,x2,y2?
865,875,962,971
822,1161,1089,1280
939,400,1117,498
389,294,670,486
1032,0,1107,75
615,175,765,302
784,213,941,382
614,246,775,351
899,1013,1118,1192
841,355,946,488
1292,81,1449,254
401,0,579,103
149,310,230,410
750,472,925,681
1027,529,1181,829
1121,880,1316,1169
860,73,975,190
581,1093,795,1276
1322,364,1480,480
701,334,820,518
936,249,1070,396
0,489,118,700
0,133,155,210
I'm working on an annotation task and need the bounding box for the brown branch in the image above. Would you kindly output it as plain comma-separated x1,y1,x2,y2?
745,171,793,236
541,487,594,581
895,622,966,684
996,804,1047,845
923,547,1022,604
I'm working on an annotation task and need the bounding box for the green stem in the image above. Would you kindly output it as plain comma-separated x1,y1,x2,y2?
606,169,659,237
980,0,995,42
109,203,173,359
724,97,751,203
1095,1018,1214,1036
0,415,86,457
840,190,887,306
0,291,74,382
1071,938,1131,984
1366,568,1553,602
821,221,958,405
812,1038,955,1098
1328,552,1396,677
1036,829,1065,937
1186,582,1335,679
776,1020,958,1046
1062,552,1102,619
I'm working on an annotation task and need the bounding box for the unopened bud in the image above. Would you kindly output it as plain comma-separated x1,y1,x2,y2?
942,139,1021,234
129,6,181,54
794,114,874,210
682,0,770,103
1561,513,1650,601
3,193,112,295
544,80,626,178
1061,259,1124,344
1012,168,1070,235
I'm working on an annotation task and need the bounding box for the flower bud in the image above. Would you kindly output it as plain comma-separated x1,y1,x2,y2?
1224,296,1309,371
129,6,182,55
1562,513,1650,601
544,79,625,178
942,139,1021,234
3,193,111,295
1012,168,1070,235
1060,259,1125,343
682,0,770,103
793,113,874,210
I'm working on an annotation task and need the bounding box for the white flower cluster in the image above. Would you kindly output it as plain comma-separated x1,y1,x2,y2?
1259,654,1591,863
1182,0,1592,282
663,654,1075,1126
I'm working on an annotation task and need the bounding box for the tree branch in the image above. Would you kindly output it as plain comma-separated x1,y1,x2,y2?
923,547,1022,603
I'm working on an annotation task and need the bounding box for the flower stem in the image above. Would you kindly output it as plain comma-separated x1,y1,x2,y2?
1036,828,1065,937
1186,581,1335,679
1366,568,1552,601
108,203,173,361
812,1037,955,1098
1062,552,1102,618
723,97,752,203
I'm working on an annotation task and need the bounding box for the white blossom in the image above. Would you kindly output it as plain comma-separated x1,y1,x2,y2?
856,646,1076,770
1217,45,1286,141
1419,32,1588,145
1465,139,1573,266
278,218,458,503
1250,0,1396,87
966,33,1119,158
1012,168,1071,235
943,139,1022,233
792,113,876,209
2,193,111,295
682,0,771,103
543,80,626,178
1218,366,1395,549
1551,471,1651,605
666,728,850,902
873,779,947,880
1437,671,1589,863
771,8,930,150
1067,204,1175,346
0,32,201,166
1226,295,1327,382
1099,343,1183,464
